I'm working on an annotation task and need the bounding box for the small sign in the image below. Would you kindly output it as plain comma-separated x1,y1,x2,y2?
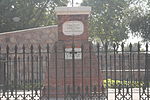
63,21,84,36
65,48,82,59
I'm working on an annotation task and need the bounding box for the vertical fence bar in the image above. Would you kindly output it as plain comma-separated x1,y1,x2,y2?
11,58,13,97
119,55,121,84
81,44,84,100
121,43,125,100
18,57,21,86
89,43,92,100
27,56,30,86
38,45,42,100
72,43,75,100
129,43,133,100
1,46,5,96
100,54,104,98
0,46,3,98
41,56,44,83
3,47,6,97
9,57,12,94
30,45,34,100
36,56,39,84
97,43,100,100
132,54,135,88
35,52,38,96
47,44,50,99
63,44,66,100
113,44,117,100
110,55,112,85
6,45,9,99
22,45,26,99
101,55,103,71
105,43,108,99
55,44,58,100
137,43,141,100
14,45,18,100
145,43,149,100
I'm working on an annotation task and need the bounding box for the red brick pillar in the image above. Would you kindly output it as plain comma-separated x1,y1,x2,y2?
43,7,103,98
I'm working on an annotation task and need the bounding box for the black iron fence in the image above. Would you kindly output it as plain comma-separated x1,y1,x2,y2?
0,42,150,100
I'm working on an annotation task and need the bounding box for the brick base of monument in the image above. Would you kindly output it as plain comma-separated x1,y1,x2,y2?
42,41,103,98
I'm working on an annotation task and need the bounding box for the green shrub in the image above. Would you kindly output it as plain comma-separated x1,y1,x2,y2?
103,79,146,88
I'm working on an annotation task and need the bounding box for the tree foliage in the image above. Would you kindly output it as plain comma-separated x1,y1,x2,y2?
130,14,150,42
81,0,131,50
129,0,150,42
0,0,68,33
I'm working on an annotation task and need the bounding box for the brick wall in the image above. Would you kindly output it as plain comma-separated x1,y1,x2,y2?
0,25,58,52
0,25,58,85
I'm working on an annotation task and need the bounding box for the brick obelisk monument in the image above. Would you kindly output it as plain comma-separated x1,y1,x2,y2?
43,6,103,98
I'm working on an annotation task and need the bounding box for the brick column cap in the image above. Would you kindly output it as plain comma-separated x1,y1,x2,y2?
55,6,91,15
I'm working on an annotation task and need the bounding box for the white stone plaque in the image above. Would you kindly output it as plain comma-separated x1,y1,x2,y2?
63,21,84,36
65,48,82,59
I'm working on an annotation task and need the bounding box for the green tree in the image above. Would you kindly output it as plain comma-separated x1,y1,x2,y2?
129,0,150,42
81,0,132,51
130,14,150,42
0,0,68,33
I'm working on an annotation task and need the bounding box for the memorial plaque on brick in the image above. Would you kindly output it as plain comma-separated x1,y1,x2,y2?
43,7,103,99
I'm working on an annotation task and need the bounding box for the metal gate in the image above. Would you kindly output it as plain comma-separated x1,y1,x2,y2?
0,43,149,100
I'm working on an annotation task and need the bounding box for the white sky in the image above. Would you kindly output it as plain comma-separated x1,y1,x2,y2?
125,34,144,48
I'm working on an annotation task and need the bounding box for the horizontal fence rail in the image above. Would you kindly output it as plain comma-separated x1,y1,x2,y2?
0,43,149,100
